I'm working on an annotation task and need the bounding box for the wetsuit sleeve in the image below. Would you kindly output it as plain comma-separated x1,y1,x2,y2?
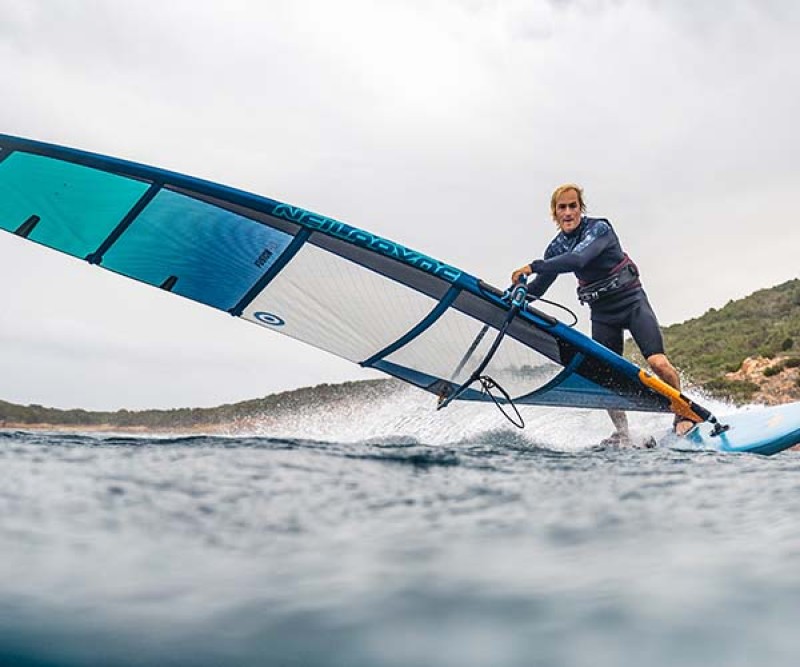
527,272,557,298
524,236,561,297
530,221,614,274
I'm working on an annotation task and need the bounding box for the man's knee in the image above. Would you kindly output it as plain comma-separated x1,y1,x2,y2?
646,353,674,376
646,353,681,390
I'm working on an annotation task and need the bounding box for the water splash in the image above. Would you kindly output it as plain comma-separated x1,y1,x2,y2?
224,383,744,451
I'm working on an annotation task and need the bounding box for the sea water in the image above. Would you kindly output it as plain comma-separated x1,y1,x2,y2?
1,386,799,667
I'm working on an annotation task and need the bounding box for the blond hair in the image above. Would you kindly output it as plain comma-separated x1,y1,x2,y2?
550,184,586,222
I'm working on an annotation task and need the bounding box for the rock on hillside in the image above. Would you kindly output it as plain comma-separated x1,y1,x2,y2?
725,356,800,405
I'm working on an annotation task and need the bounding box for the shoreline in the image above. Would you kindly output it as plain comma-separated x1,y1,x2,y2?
0,422,240,435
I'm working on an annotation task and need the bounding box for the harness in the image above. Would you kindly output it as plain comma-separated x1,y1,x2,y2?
577,253,640,305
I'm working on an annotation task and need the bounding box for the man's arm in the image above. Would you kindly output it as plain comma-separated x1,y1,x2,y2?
531,221,613,275
509,263,557,298
527,272,557,299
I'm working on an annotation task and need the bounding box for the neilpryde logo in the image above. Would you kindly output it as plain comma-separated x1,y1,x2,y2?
271,204,462,283
254,311,285,326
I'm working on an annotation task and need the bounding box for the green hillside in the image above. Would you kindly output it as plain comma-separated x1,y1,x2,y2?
627,278,800,400
0,379,399,429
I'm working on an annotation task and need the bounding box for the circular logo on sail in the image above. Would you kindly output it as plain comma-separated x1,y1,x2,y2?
254,311,285,326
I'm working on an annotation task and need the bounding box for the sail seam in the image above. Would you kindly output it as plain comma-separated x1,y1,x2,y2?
86,182,163,264
229,228,312,316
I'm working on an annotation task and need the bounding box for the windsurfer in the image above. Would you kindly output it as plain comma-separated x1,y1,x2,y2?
511,184,694,444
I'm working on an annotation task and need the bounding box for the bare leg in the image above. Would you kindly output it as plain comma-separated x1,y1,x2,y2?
646,353,694,435
606,409,630,444
592,320,631,444
646,353,680,389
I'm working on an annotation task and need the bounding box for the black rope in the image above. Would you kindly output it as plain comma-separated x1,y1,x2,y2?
530,296,579,327
478,376,524,429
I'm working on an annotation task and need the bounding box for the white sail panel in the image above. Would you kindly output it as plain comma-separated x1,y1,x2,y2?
242,242,438,363
383,307,562,397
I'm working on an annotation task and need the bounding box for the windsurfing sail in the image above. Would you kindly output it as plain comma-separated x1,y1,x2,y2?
0,134,710,424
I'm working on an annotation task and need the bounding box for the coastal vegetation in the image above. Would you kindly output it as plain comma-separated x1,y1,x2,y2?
0,379,398,430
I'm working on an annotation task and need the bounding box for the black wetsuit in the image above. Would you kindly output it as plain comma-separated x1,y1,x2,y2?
527,216,665,359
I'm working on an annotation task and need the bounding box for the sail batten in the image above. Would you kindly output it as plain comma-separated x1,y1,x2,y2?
360,285,461,367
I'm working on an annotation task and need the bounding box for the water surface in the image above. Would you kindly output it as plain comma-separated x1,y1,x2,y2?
1,392,798,666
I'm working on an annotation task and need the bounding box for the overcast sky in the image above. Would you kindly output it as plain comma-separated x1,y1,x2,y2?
1,0,798,410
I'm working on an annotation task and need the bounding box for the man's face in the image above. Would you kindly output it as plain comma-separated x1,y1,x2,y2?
554,189,582,234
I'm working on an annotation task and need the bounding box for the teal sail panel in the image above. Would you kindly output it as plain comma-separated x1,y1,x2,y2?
0,152,150,257
0,134,673,416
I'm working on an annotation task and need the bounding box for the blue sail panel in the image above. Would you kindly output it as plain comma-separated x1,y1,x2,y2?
100,189,294,311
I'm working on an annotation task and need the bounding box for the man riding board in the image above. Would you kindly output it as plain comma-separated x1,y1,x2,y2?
511,184,694,444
